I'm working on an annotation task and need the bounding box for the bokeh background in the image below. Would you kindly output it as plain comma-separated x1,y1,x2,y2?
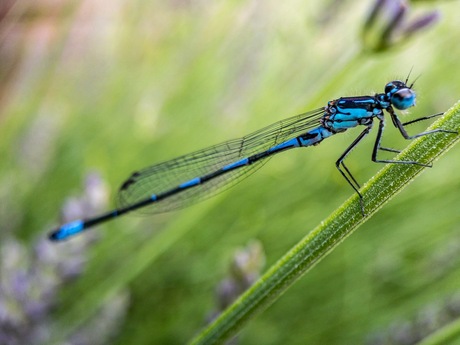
1,0,460,344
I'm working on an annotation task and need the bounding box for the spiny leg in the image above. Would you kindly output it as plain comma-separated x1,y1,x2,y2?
341,161,361,189
335,124,373,216
372,118,431,167
402,112,444,126
379,147,401,153
388,108,457,140
373,108,457,166
376,112,456,157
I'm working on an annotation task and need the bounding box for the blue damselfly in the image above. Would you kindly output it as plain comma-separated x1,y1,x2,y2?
49,78,456,241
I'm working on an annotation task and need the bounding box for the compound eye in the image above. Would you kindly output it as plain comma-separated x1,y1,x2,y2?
391,88,416,110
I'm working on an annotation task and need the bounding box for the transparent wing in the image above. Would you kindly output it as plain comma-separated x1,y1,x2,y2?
117,108,325,213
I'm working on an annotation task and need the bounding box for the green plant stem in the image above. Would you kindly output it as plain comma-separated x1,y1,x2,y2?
190,101,460,345
418,317,460,345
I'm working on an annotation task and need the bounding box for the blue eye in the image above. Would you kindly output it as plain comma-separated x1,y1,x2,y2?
391,88,416,110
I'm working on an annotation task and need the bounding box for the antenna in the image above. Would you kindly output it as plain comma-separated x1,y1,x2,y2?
406,67,421,88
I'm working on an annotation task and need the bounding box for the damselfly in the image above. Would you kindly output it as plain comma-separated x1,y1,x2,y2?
49,78,456,241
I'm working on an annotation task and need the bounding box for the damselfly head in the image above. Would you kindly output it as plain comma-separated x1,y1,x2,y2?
385,80,416,110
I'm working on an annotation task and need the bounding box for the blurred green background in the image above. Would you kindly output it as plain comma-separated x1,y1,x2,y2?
1,0,460,344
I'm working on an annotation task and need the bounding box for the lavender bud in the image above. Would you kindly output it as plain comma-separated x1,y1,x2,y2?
362,0,439,52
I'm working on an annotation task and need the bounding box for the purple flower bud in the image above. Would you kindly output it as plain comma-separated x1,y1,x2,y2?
362,0,440,52
207,241,265,324
403,11,440,36
0,171,126,344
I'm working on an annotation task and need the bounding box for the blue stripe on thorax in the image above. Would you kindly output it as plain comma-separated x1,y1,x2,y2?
328,98,377,131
